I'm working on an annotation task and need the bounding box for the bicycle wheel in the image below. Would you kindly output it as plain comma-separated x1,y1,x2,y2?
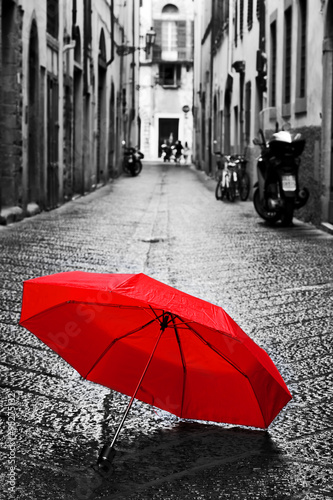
215,180,224,200
227,178,236,202
239,172,250,201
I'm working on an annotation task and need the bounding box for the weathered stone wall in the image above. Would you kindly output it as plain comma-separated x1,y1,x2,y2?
0,2,23,212
294,126,322,226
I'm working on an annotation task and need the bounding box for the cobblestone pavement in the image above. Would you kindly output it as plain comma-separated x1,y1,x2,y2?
1,162,333,500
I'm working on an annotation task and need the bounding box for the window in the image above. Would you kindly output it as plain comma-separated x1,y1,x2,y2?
234,1,238,46
213,0,229,48
240,0,244,38
296,0,307,112
162,20,177,59
47,0,59,38
270,20,277,107
245,81,252,145
162,4,178,14
256,0,261,19
159,63,181,87
248,0,253,30
153,14,192,62
299,2,306,97
283,6,292,110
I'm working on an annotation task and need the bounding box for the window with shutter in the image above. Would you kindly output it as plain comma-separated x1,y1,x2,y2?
153,6,193,63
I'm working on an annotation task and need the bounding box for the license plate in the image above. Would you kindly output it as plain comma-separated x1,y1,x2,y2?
282,175,296,192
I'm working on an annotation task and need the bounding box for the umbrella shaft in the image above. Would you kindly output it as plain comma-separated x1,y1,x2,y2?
110,328,164,449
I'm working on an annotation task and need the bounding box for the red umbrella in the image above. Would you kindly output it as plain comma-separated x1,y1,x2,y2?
19,271,291,471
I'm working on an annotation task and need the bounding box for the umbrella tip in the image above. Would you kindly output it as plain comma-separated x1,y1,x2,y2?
97,444,116,474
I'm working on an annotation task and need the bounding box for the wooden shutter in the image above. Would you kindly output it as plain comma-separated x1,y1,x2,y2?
177,21,186,60
153,20,162,60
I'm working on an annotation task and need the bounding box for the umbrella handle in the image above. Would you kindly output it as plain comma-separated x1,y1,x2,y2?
97,326,165,470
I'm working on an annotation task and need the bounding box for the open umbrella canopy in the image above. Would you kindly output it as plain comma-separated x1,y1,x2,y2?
19,271,292,429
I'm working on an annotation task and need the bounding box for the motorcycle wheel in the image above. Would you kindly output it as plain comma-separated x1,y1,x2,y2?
239,172,250,201
131,161,142,177
215,180,226,200
280,199,294,227
253,188,280,224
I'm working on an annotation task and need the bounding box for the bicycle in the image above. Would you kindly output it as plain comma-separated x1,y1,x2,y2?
234,155,250,201
215,153,250,202
215,153,237,202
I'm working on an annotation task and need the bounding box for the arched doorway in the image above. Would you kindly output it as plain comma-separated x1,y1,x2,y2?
323,0,333,223
28,19,40,205
97,30,107,185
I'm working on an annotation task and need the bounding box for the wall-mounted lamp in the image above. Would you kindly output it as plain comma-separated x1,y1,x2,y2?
115,27,156,56
145,27,156,56
232,60,246,73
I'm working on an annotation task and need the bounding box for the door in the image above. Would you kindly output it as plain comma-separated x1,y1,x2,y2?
158,118,179,157
28,19,40,204
47,74,59,209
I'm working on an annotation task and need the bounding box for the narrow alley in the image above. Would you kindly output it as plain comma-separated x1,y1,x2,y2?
1,162,333,499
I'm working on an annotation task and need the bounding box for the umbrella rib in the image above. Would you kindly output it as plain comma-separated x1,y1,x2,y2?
173,314,246,378
84,312,165,379
171,316,186,419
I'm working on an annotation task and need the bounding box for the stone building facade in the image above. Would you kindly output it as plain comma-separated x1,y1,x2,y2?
0,0,140,224
193,0,333,228
139,0,194,160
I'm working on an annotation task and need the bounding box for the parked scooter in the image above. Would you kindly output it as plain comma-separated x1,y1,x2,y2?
253,107,309,226
122,141,144,176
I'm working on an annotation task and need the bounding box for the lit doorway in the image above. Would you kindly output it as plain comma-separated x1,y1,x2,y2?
158,118,179,157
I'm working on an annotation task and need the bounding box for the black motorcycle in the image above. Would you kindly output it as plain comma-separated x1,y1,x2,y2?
122,141,144,176
253,108,309,226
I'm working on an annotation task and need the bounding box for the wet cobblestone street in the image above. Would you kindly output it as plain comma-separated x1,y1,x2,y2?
1,162,333,499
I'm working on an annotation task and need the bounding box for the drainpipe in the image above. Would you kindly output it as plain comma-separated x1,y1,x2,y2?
208,2,215,175
131,0,136,144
